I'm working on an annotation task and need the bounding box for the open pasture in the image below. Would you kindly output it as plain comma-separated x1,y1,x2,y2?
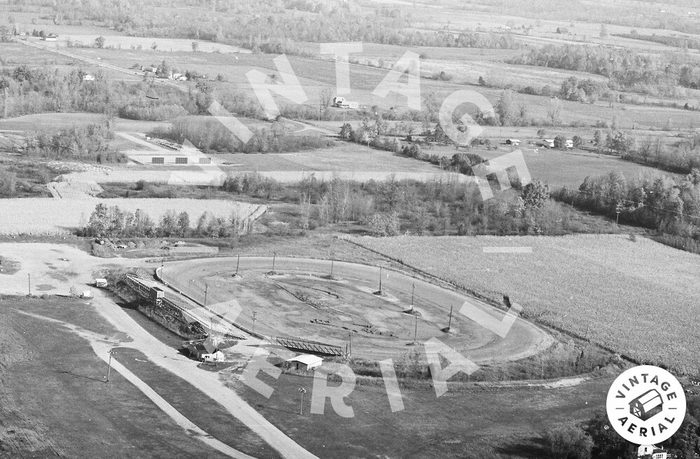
350,234,700,374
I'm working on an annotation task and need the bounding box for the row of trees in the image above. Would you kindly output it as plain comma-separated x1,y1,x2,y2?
509,44,700,92
152,117,333,154
38,0,520,50
591,130,700,175
83,204,251,239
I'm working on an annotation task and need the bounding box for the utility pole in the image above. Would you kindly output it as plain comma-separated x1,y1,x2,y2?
410,283,415,311
272,252,276,272
252,311,257,334
330,259,334,278
106,349,113,382
413,315,418,344
348,332,352,357
378,267,383,294
235,254,240,276
203,283,208,307
27,273,31,296
298,387,307,415
447,305,453,331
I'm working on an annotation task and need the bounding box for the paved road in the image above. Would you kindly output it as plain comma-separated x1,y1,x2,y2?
162,257,553,364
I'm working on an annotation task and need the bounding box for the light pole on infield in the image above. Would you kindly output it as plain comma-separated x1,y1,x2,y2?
413,314,418,344
378,267,383,294
204,283,208,307
235,254,240,276
106,349,114,383
272,252,276,272
27,273,31,296
411,283,415,311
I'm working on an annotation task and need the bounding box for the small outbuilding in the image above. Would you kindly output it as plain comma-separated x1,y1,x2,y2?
94,278,108,288
286,354,323,372
184,337,218,361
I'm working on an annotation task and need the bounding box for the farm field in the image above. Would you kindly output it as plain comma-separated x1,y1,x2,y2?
0,198,262,235
349,234,700,374
0,112,169,132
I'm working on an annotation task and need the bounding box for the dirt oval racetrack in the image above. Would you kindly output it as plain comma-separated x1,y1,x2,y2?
161,257,553,363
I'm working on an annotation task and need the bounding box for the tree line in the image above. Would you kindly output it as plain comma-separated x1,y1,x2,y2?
552,169,700,253
508,44,700,93
82,203,251,239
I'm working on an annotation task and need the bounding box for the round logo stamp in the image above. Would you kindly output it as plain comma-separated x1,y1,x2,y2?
606,365,686,445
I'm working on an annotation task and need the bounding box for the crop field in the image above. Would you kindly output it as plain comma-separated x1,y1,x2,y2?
428,144,676,188
349,234,700,374
0,198,262,235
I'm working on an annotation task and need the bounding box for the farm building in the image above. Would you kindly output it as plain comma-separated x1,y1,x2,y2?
286,354,323,371
637,445,668,459
629,389,663,421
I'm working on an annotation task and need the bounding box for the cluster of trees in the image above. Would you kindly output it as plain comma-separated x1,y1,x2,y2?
249,172,592,237
0,64,197,121
24,121,125,163
592,130,700,175
0,66,112,117
83,204,250,239
153,117,333,154
553,169,700,250
559,77,610,103
509,44,700,92
543,405,700,459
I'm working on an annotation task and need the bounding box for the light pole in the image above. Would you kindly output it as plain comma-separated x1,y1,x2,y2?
272,252,276,272
413,315,418,344
298,387,307,415
410,283,415,312
106,349,114,382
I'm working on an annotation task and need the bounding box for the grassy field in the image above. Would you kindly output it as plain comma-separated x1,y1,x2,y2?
226,369,615,458
0,295,228,457
113,347,280,458
349,234,700,374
